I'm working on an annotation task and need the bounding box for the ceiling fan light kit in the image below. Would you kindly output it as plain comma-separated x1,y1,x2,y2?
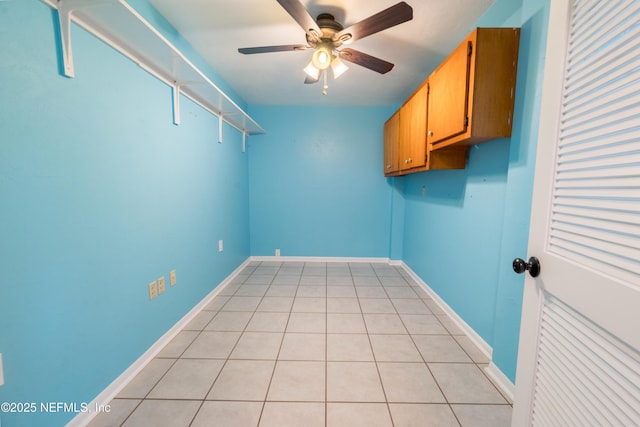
239,0,413,95
304,50,349,91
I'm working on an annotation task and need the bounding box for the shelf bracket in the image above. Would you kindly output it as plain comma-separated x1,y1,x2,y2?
55,0,115,78
56,0,78,77
242,131,247,153
218,114,223,144
172,83,181,125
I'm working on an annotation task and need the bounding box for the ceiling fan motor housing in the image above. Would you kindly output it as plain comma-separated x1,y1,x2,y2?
306,13,350,48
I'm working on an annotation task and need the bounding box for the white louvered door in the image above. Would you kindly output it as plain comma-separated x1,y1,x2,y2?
512,0,640,425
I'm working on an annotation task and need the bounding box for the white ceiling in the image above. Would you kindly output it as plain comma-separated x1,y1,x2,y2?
148,0,495,106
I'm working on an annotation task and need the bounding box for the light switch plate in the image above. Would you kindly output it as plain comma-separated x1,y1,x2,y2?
218,240,223,252
170,270,177,286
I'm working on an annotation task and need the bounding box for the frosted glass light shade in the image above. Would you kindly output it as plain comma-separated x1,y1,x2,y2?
331,57,349,79
304,62,320,80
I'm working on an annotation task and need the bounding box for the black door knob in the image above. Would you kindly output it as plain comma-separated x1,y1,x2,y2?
513,257,541,278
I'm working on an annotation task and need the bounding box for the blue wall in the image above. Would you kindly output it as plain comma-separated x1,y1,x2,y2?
0,1,250,425
402,140,510,339
247,105,396,258
400,0,550,382
490,0,550,383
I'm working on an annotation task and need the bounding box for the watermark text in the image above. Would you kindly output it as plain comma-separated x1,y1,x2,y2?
1,401,111,414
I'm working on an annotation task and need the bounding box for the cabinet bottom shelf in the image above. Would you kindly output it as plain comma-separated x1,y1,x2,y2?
385,147,467,177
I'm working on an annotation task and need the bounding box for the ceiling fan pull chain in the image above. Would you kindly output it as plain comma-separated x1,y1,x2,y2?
322,70,328,95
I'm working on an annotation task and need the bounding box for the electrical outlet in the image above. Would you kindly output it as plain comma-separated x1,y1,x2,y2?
170,269,177,286
158,277,165,294
275,248,281,257
218,240,224,252
149,281,157,300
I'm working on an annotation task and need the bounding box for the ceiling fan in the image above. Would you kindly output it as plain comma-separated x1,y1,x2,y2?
238,0,413,94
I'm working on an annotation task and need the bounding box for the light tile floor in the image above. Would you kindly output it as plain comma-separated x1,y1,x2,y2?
89,261,512,427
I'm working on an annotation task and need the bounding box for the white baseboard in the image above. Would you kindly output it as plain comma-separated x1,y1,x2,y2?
485,362,515,402
67,258,252,427
395,261,493,359
250,256,391,263
396,261,515,401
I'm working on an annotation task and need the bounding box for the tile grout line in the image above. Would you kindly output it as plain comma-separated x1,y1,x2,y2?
187,262,259,427
357,263,396,427
252,261,287,427
256,260,302,427
324,262,328,427
394,263,464,427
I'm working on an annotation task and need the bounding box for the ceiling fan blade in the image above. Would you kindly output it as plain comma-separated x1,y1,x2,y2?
276,0,322,37
339,48,394,74
238,44,308,54
336,2,413,44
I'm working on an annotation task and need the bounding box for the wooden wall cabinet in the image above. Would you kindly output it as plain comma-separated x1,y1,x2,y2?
427,27,520,150
384,81,467,177
383,27,520,177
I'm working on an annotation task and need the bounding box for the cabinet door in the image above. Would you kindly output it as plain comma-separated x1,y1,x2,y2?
383,111,400,175
399,83,428,170
427,40,472,145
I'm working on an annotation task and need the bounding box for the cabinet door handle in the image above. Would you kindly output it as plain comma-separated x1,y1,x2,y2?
386,164,391,169
408,158,413,163
428,130,433,137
